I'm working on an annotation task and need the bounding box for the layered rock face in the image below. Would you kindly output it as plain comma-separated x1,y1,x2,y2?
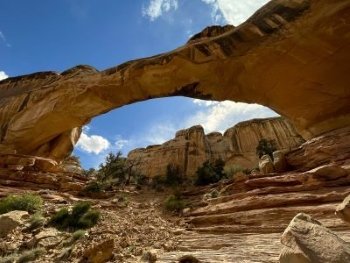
0,0,349,161
128,117,304,177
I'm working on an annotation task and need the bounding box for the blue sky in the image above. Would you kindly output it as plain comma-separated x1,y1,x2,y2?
0,0,277,168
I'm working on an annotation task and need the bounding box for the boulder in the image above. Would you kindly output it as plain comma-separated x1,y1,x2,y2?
259,155,274,174
279,213,350,263
273,151,287,172
34,227,64,249
336,195,350,224
0,210,29,237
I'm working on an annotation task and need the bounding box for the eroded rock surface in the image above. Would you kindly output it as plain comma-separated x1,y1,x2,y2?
280,213,350,263
0,211,29,238
128,117,303,177
0,0,349,161
336,195,350,225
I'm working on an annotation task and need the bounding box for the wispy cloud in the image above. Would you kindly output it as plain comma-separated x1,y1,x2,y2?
115,136,129,150
142,0,179,21
201,0,269,25
0,71,8,81
0,31,11,47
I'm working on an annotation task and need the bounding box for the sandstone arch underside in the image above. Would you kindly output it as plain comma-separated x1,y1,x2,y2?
0,0,349,161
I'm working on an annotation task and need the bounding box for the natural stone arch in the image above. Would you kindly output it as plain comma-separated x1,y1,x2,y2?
0,0,349,161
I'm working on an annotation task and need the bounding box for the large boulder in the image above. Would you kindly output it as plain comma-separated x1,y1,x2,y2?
259,155,274,174
336,195,350,224
279,213,350,263
0,210,29,237
273,150,287,172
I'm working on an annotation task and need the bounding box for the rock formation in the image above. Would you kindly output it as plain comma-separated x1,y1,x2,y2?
286,126,350,171
127,117,304,177
336,194,350,225
279,213,350,263
0,0,349,162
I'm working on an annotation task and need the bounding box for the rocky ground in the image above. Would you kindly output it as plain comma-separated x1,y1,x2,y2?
1,160,350,263
1,127,350,262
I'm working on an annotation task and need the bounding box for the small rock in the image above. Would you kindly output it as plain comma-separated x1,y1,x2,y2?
178,255,201,263
182,208,191,215
141,250,157,263
0,210,29,237
82,239,114,263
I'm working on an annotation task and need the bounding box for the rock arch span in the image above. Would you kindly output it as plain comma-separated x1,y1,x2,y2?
0,0,349,161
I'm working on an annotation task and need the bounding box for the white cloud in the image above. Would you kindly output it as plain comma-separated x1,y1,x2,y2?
188,100,277,133
76,132,110,154
0,71,8,81
143,0,178,21
202,0,269,25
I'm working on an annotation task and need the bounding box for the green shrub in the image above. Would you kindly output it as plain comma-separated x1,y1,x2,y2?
0,193,43,215
164,194,186,213
71,230,86,241
82,181,104,193
49,202,100,231
0,248,45,263
195,159,226,186
256,139,277,160
17,248,45,263
27,212,45,230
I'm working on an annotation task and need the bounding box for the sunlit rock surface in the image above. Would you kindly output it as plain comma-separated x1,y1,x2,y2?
127,117,303,177
0,0,349,161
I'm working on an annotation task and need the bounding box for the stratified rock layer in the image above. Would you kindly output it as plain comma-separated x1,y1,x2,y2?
0,0,349,161
128,117,303,177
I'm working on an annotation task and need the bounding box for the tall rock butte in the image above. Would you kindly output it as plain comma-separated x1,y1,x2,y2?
127,117,304,177
0,0,349,161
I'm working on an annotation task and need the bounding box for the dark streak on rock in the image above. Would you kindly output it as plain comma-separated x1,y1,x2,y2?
173,82,212,100
17,93,31,113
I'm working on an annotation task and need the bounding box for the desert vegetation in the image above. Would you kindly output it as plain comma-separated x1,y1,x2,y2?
0,193,43,215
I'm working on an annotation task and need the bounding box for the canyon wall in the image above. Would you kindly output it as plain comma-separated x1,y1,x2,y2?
127,117,304,177
0,0,349,162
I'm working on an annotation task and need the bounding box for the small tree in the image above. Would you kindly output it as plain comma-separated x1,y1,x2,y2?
82,168,97,177
194,159,225,186
256,139,277,160
97,151,127,184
